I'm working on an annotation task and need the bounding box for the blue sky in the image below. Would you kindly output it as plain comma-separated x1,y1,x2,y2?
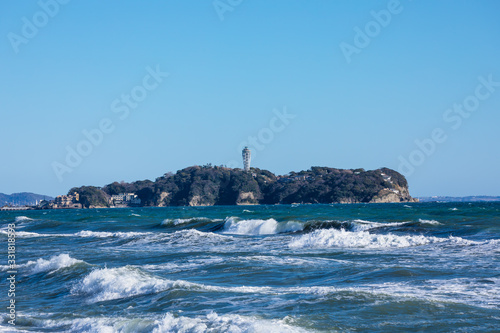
1,0,499,197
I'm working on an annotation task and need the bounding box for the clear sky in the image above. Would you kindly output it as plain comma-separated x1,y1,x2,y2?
1,0,499,198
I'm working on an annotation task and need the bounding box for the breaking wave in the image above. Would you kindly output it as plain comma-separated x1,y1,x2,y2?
74,230,152,238
71,266,198,303
152,312,309,333
23,312,309,333
161,217,214,226
71,264,499,311
25,254,87,274
418,219,442,225
15,216,34,222
349,219,407,232
223,217,303,235
288,228,465,249
0,230,70,238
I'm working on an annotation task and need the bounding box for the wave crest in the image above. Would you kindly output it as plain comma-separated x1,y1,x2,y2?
223,217,303,235
75,230,151,238
161,217,212,226
71,266,196,302
26,254,86,274
15,216,34,222
418,219,442,225
289,229,449,249
153,312,308,333
29,312,309,332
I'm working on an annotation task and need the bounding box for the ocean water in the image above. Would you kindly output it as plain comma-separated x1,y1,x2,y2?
1,202,499,332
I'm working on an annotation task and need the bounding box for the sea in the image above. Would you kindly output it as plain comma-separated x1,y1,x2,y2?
1,202,499,332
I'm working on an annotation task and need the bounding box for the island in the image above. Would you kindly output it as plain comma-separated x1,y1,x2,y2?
50,165,418,209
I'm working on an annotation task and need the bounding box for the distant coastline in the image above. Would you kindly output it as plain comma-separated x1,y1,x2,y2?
418,196,500,203
0,192,53,209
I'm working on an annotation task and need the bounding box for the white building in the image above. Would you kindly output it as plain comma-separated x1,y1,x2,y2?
111,193,141,205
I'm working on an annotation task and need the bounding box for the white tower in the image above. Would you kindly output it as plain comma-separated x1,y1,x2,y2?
242,147,251,171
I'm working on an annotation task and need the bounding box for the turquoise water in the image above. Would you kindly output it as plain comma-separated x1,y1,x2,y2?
1,203,499,332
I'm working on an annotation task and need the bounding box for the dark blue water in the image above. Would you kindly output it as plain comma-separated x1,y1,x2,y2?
1,203,499,332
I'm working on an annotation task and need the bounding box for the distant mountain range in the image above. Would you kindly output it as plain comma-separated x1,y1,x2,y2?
418,196,500,202
0,192,54,207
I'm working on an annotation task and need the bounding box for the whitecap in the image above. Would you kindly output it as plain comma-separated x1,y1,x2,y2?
71,266,198,302
15,216,33,222
418,218,442,225
222,217,303,235
27,312,310,333
288,229,451,249
0,230,70,238
140,257,225,272
128,229,232,250
351,219,407,232
74,230,151,238
153,311,309,333
25,253,86,274
360,278,500,309
161,217,216,226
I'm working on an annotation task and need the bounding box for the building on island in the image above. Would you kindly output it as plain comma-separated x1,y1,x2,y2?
242,147,251,171
53,192,82,209
110,193,141,206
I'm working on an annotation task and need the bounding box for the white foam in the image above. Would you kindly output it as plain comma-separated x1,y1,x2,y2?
223,217,303,235
75,230,115,238
0,326,30,333
127,229,233,252
140,257,225,272
1,253,86,273
74,230,151,238
28,312,309,333
418,219,442,225
164,229,229,243
3,229,150,239
15,216,33,222
288,229,450,249
351,219,407,232
153,312,309,333
0,230,70,238
69,318,116,333
361,277,500,309
161,217,215,226
72,265,281,303
243,255,353,267
25,254,85,274
71,266,197,302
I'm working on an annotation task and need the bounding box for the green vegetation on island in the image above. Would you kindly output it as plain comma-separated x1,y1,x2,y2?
69,166,417,208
